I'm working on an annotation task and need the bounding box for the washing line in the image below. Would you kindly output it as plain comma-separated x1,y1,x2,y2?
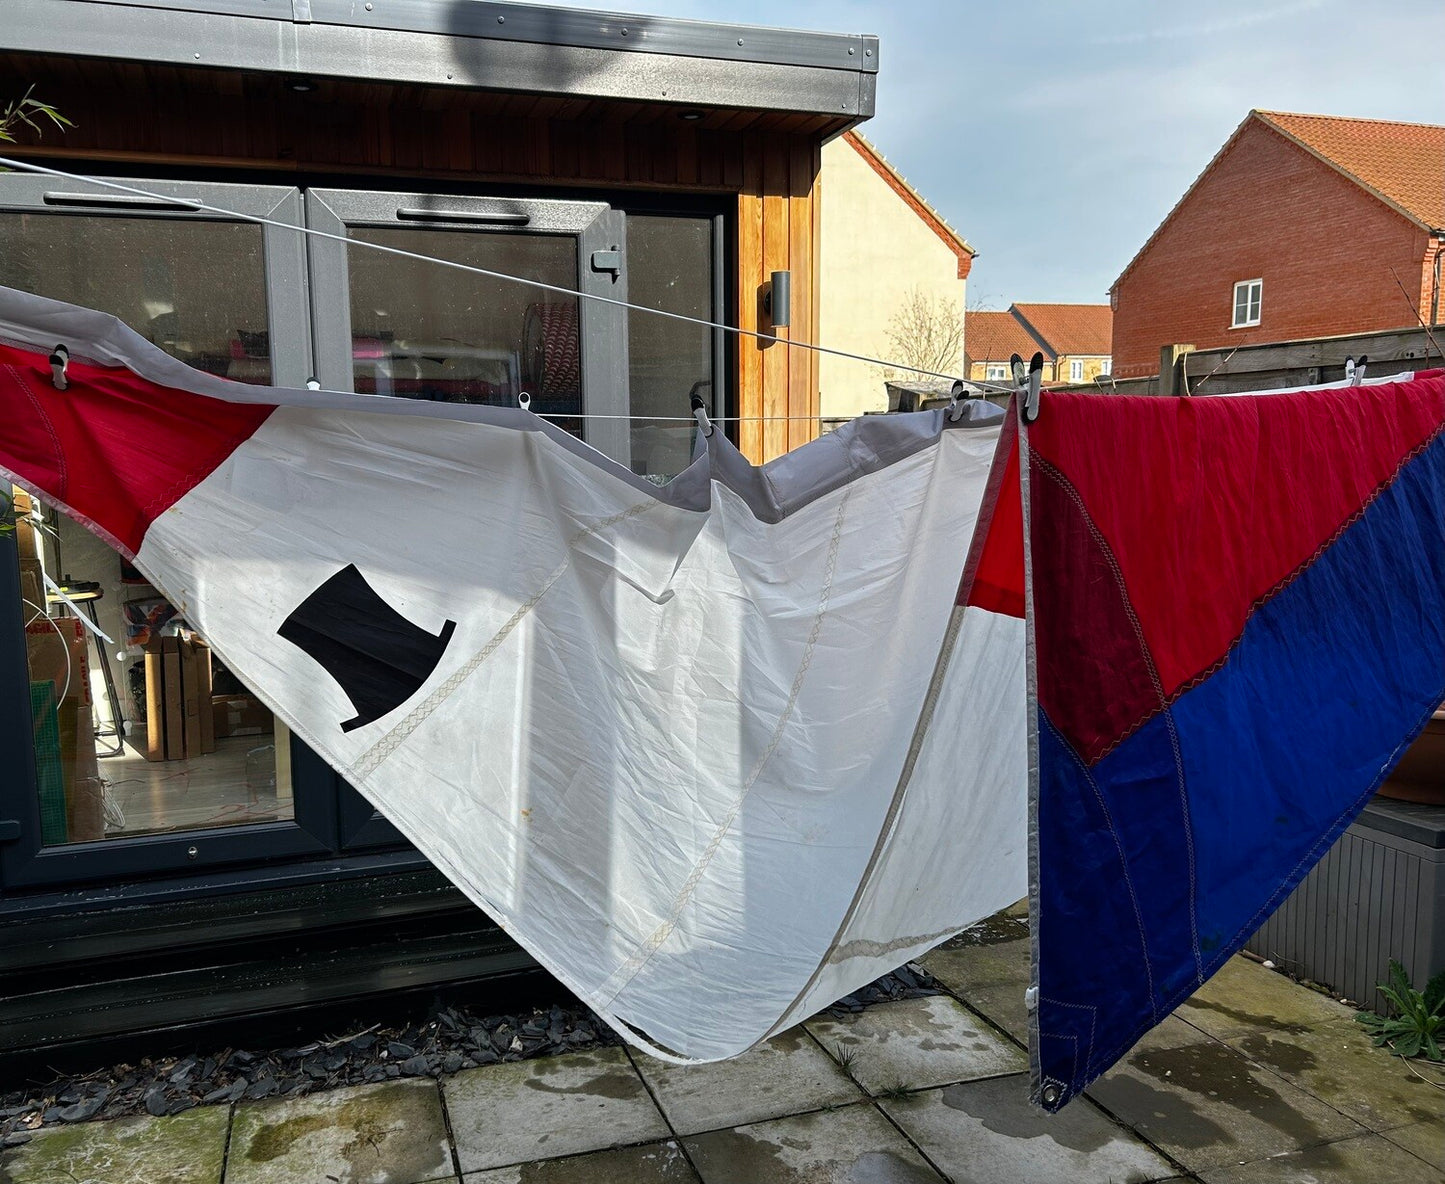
0,156,1014,400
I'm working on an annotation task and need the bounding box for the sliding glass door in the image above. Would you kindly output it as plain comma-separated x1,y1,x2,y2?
0,178,338,887
0,172,726,887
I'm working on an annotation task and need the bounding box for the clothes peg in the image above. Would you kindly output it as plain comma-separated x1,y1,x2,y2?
946,378,970,422
1010,353,1027,389
1022,352,1044,423
49,344,69,390
690,392,714,437
1351,355,1368,386
518,391,532,411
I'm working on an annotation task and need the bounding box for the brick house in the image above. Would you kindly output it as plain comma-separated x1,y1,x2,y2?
1110,111,1445,378
965,304,1112,385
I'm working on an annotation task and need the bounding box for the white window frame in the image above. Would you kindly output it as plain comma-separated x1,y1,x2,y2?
1069,359,1084,383
1232,278,1262,328
1100,357,1112,376
984,363,1008,382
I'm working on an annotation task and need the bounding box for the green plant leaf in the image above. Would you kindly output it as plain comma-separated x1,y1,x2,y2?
1423,969,1445,1016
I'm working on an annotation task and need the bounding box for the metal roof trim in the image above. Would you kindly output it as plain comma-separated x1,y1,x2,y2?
44,0,880,74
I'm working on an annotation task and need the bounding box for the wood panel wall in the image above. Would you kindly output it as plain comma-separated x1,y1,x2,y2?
2,56,827,461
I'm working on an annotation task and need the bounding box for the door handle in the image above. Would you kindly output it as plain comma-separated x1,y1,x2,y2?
590,248,621,278
395,208,530,226
43,192,198,211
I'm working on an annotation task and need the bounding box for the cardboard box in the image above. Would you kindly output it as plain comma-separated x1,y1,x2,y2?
57,698,105,843
25,618,90,707
162,639,184,761
12,489,38,562
212,694,273,738
18,558,43,615
142,635,217,761
179,640,203,759
144,641,165,761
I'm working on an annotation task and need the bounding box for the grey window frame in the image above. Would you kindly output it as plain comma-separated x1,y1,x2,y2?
0,176,345,889
0,175,313,386
304,188,631,468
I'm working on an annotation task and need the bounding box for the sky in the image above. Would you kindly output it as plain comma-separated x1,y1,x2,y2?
533,0,1444,307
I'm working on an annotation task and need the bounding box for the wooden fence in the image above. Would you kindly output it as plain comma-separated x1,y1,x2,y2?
1054,324,1443,397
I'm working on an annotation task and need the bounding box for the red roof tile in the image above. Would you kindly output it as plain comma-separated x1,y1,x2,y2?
1257,111,1445,229
1010,304,1113,357
966,311,1048,363
1114,110,1445,291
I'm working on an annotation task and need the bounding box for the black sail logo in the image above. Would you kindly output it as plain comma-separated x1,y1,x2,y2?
278,564,456,732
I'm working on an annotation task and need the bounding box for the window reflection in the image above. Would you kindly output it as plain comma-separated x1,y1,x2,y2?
348,227,582,433
626,215,715,480
0,209,287,843
0,212,272,384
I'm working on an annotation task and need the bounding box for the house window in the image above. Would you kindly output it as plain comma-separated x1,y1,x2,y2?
625,214,718,480
1232,279,1262,328
1069,359,1084,383
985,363,1008,382
1100,357,1112,376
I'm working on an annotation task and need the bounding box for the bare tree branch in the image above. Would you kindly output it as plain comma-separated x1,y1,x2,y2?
882,287,965,380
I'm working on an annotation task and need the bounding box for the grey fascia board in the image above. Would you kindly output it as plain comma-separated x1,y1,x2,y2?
7,0,878,118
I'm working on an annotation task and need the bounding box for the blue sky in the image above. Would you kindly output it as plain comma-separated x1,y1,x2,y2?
537,0,1443,307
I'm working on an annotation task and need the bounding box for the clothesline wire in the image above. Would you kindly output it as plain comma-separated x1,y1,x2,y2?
0,156,1019,400
535,413,891,422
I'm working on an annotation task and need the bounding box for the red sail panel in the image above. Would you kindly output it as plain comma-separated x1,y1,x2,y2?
961,412,1025,620
1027,380,1445,759
0,343,275,557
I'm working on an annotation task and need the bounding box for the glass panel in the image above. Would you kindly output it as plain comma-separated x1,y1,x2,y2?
15,492,295,844
1249,283,1262,322
1234,285,1249,324
0,212,272,383
627,215,714,481
0,209,290,843
347,226,581,427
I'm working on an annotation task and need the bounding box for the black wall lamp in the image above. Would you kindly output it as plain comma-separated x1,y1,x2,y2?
762,270,791,330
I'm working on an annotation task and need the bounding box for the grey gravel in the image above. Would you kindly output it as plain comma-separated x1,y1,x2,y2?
0,965,940,1140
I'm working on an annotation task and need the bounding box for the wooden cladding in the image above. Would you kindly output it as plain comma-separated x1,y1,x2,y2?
3,55,827,460
736,137,821,462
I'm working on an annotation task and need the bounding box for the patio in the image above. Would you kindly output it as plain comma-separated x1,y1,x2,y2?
2,902,1441,1183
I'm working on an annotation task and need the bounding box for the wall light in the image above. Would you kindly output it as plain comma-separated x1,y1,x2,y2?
763,270,790,329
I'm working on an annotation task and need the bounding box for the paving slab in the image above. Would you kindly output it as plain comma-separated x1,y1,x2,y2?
632,1027,862,1135
1382,1117,1445,1171
1123,1016,1221,1057
1086,1039,1366,1173
919,921,1031,1040
444,1046,668,1174
1196,1132,1445,1183
880,1075,1177,1184
684,1103,943,1183
227,1078,453,1184
805,994,1027,1094
1227,1017,1444,1132
463,1140,698,1183
1175,957,1355,1043
0,1106,229,1184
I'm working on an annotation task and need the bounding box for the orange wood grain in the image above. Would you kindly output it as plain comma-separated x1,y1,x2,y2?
737,139,766,464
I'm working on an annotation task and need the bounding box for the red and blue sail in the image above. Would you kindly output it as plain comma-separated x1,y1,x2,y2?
1018,371,1445,1108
